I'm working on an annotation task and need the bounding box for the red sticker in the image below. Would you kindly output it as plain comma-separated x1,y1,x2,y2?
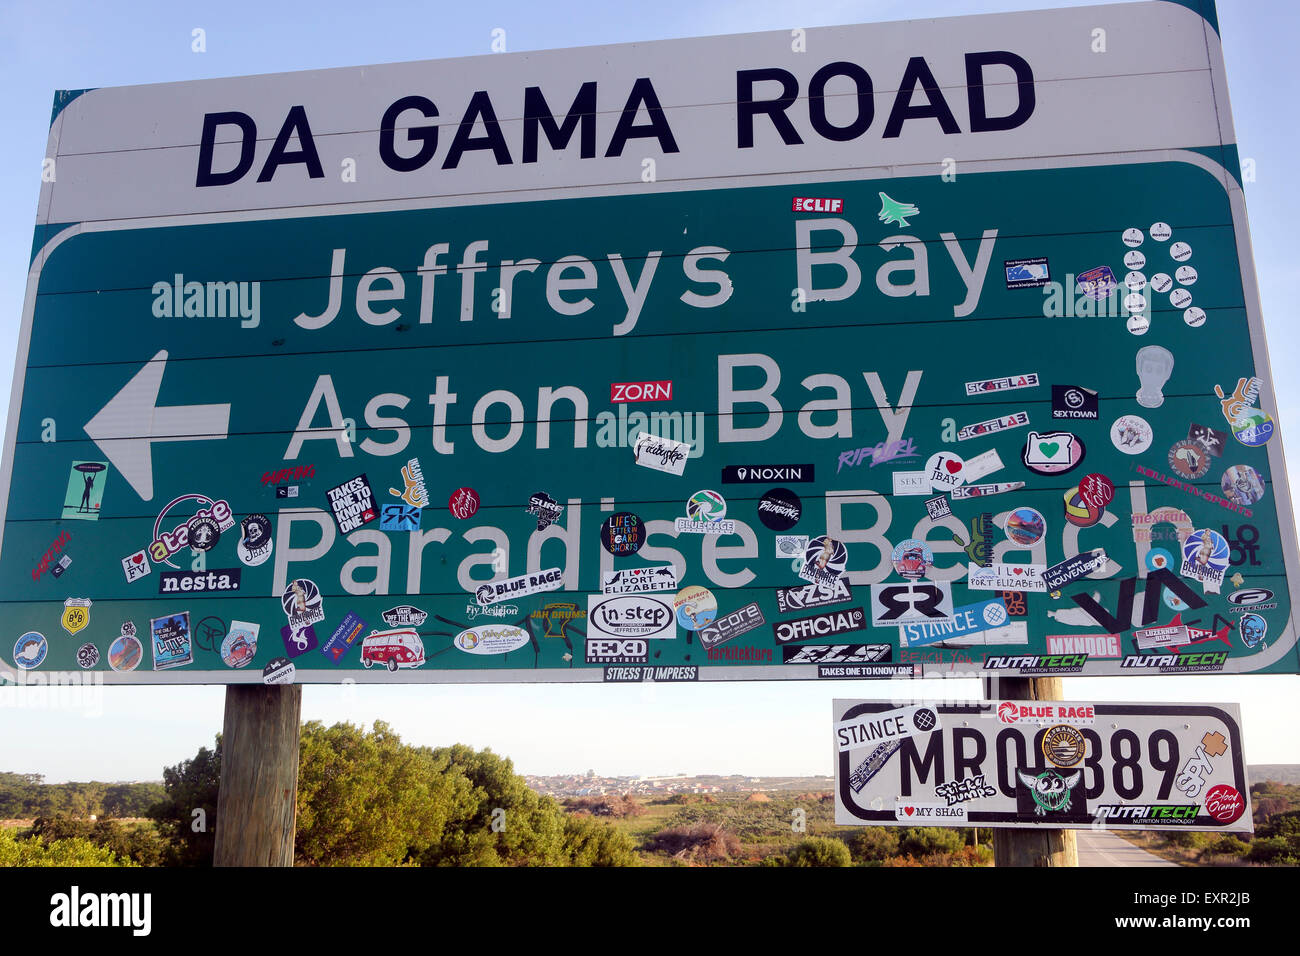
448,487,480,519
1078,473,1115,508
1204,784,1245,824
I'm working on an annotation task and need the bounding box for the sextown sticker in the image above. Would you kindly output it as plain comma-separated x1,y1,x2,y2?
150,612,193,670
870,582,955,627
602,565,678,594
967,564,1046,592
61,461,107,521
454,625,531,655
1052,385,1098,420
327,475,378,533
957,411,1028,442
588,593,675,640
633,431,689,475
477,568,564,606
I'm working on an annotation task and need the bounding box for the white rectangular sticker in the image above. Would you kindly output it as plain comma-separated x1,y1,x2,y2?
961,448,1005,481
632,432,689,475
870,581,955,627
476,567,564,606
835,703,942,752
892,471,931,496
602,565,678,594
967,563,1046,591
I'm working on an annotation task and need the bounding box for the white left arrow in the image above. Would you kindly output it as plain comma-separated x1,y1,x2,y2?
84,349,231,501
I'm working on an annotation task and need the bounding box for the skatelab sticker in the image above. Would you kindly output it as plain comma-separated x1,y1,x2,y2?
674,585,718,631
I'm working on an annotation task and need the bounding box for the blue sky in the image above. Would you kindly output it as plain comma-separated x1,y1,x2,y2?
0,0,1297,782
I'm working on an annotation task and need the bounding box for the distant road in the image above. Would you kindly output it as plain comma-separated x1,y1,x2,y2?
1075,829,1178,867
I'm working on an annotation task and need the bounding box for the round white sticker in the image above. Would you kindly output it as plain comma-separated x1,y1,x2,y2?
1126,313,1151,335
1124,250,1147,270
1122,227,1145,248
1170,241,1193,262
1125,271,1147,291
1150,273,1173,294
1150,222,1172,241
1111,415,1153,455
1175,265,1198,286
1170,288,1193,309
924,451,966,492
1184,306,1207,328
1124,292,1148,313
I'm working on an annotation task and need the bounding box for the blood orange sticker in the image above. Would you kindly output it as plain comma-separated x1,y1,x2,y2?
448,487,480,519
1204,784,1245,824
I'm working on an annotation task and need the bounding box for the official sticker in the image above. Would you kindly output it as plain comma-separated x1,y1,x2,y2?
76,643,99,669
1168,440,1211,480
1022,431,1084,475
448,486,480,519
925,451,965,491
108,624,142,672
150,612,193,670
601,512,645,556
61,461,107,521
891,539,934,581
1003,507,1046,547
221,621,260,668
758,488,802,531
13,632,47,670
674,585,717,631
121,550,151,583
1220,465,1266,506
1110,415,1152,455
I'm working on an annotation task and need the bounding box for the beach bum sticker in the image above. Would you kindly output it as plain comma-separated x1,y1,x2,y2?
327,475,377,533
1022,431,1084,475
925,451,965,491
1004,257,1050,289
602,565,678,594
263,657,296,685
62,461,107,521
798,536,848,586
1052,385,1099,420
382,605,428,627
774,606,868,644
322,611,367,663
898,598,1016,649
454,625,531,655
697,602,766,651
1064,473,1114,528
633,431,689,476
835,704,941,753
149,494,236,568
1221,465,1266,507
965,372,1039,397
476,567,564,607
380,503,421,532
1181,529,1230,594
238,514,273,566
389,458,429,508
589,593,676,640
674,585,718,631
968,563,1047,592
1076,265,1117,300
282,578,325,630
108,623,142,672
221,621,260,668
891,539,933,581
448,486,480,519
951,481,1023,500
61,598,92,636
957,411,1028,442
600,512,645,556
1043,550,1109,593
869,582,955,627
13,632,47,670
758,488,802,531
677,490,735,534
150,612,193,670
526,492,565,531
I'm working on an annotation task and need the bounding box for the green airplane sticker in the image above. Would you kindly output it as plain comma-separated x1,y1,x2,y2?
877,191,920,227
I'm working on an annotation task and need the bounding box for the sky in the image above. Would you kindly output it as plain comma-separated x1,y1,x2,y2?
0,0,1298,783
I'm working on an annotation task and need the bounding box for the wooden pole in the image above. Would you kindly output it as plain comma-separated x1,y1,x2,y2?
984,674,1079,868
213,684,302,866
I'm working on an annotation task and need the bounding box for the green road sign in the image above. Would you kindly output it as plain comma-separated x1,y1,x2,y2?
3,1,1297,682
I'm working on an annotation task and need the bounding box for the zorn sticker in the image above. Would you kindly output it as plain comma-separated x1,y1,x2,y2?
1111,415,1152,455
601,512,645,556
674,585,717,631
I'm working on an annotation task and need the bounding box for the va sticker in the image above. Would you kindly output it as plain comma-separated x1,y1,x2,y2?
62,461,107,521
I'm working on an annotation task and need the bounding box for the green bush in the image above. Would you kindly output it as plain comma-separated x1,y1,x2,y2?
0,827,131,867
848,828,900,862
784,836,852,867
898,827,965,857
1207,836,1249,857
1246,836,1297,865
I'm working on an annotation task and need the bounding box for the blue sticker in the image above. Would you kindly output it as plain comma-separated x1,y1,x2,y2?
13,631,47,669
380,503,421,532
899,598,1009,648
281,623,318,658
150,613,193,670
322,612,367,663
